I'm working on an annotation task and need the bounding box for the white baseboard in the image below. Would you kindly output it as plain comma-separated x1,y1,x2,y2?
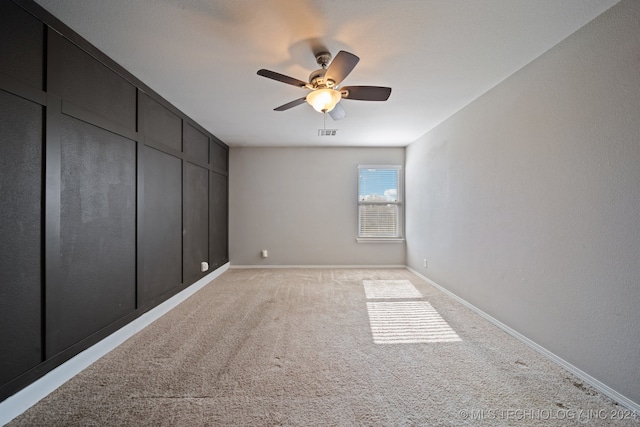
406,267,640,414
230,264,407,269
0,263,229,427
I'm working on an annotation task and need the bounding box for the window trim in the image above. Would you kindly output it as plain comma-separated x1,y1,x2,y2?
357,165,404,242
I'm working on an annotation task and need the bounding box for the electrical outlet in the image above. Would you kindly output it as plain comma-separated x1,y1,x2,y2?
423,259,428,268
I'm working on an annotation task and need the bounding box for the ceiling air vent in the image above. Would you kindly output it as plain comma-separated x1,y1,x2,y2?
318,129,338,136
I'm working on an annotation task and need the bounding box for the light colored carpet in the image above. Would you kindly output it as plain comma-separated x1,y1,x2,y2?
8,268,638,426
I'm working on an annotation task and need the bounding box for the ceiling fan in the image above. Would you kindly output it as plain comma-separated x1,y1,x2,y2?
257,50,391,121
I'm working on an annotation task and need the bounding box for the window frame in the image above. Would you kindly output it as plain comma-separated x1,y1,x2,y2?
356,165,404,242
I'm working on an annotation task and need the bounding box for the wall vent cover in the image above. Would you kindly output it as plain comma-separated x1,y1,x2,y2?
318,129,338,136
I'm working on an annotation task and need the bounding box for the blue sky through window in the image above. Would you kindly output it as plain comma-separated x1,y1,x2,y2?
358,168,399,200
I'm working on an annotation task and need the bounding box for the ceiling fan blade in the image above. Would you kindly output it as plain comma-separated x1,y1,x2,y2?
257,69,308,88
325,51,359,86
341,86,391,101
274,97,307,111
328,102,346,121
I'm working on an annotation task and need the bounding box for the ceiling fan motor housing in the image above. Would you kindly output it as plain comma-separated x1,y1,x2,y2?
309,52,336,89
309,68,336,89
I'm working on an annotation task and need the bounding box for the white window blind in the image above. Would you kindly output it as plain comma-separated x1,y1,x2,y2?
358,166,403,239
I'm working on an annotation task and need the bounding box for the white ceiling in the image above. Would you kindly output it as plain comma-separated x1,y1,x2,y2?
34,0,619,147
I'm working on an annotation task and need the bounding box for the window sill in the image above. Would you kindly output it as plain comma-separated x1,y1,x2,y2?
356,237,405,243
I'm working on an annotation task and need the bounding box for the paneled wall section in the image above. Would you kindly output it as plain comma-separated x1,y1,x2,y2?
0,0,229,402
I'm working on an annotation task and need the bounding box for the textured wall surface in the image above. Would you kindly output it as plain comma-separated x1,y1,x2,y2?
405,0,640,405
230,147,406,266
0,0,228,403
0,91,42,386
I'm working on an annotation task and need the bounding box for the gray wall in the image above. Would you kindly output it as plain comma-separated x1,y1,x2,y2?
405,0,640,406
230,147,406,266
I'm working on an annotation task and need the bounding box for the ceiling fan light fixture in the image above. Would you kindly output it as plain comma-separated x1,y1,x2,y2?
258,50,391,118
306,88,342,113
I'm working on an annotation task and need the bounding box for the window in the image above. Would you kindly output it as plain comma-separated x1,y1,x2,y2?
357,165,403,240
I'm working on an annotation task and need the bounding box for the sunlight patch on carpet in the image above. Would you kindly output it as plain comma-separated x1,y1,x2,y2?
363,280,423,299
363,279,461,344
366,301,462,344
